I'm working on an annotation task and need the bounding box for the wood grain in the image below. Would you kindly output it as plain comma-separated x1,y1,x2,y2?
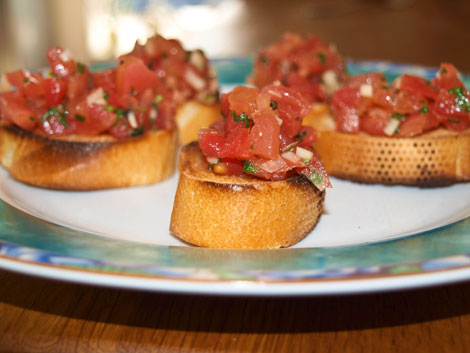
0,269,469,352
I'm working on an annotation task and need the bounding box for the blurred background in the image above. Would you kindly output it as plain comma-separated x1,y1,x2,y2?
0,0,469,73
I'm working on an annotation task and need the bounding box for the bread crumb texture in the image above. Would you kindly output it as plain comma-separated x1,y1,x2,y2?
314,129,470,187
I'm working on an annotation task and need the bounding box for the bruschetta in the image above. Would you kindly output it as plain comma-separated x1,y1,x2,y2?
308,63,470,186
122,35,220,144
0,35,220,190
248,33,345,102
170,84,330,249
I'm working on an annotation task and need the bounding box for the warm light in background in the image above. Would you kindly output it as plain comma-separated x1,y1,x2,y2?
83,0,245,60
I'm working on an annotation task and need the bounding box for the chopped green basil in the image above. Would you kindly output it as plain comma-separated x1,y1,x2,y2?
270,100,278,110
129,126,145,136
57,113,68,127
441,68,448,74
105,105,114,112
115,108,126,119
161,52,168,59
419,105,429,114
260,55,268,65
77,62,85,74
103,91,109,102
75,114,86,122
29,116,35,121
231,111,251,128
295,130,307,141
242,161,258,174
23,78,30,84
391,112,406,120
448,86,470,113
42,106,58,121
113,108,127,126
317,53,326,65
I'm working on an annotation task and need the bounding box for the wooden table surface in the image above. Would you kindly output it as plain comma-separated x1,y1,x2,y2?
0,269,469,352
0,0,469,352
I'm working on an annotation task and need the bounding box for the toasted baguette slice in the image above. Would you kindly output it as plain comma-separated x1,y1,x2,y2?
303,106,470,186
0,124,177,190
170,142,325,249
175,100,220,145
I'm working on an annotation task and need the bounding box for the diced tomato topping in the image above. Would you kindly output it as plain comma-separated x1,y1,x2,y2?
331,62,470,137
400,74,437,100
360,108,390,136
92,69,116,92
0,39,182,139
249,113,280,160
0,92,37,130
42,77,68,106
432,63,465,91
250,33,345,103
46,47,77,79
67,66,90,102
116,57,160,96
228,86,259,116
398,112,440,137
124,34,218,106
198,85,330,190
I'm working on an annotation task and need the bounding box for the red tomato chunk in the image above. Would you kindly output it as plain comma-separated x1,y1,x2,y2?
331,63,470,137
198,84,331,190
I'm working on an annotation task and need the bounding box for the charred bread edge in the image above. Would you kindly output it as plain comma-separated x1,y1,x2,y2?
170,141,325,249
0,124,178,190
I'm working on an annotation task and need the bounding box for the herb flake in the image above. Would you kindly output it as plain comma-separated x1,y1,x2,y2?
77,62,85,74
75,114,86,122
242,161,258,174
448,86,470,113
391,112,406,120
317,53,326,65
231,111,251,128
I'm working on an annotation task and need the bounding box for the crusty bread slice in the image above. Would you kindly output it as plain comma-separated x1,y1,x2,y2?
302,106,470,186
170,142,325,249
175,101,220,145
0,124,177,190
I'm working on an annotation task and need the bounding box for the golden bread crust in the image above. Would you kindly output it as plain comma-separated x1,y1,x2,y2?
314,128,470,186
170,142,325,249
175,101,220,145
0,125,177,190
303,105,470,187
